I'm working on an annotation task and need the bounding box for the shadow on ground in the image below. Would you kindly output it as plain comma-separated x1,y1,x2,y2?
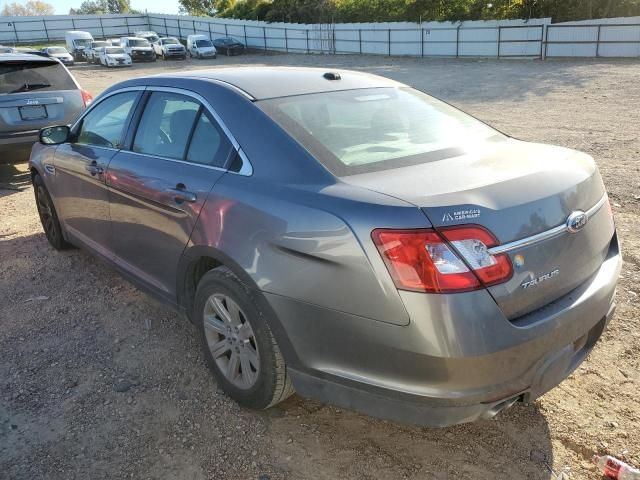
0,230,556,480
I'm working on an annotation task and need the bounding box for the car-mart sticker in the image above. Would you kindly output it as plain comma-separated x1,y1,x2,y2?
442,208,481,222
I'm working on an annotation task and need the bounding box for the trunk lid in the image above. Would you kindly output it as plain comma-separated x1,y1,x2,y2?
344,139,615,319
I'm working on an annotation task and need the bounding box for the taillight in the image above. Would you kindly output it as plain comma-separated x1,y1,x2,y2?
372,226,512,294
80,88,93,107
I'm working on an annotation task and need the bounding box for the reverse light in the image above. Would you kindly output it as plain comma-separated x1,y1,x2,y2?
372,226,512,293
80,88,93,107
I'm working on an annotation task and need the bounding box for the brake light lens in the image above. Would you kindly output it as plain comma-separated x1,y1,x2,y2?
80,88,93,107
372,226,512,293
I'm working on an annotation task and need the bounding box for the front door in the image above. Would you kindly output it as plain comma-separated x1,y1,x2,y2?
53,90,140,257
106,89,233,299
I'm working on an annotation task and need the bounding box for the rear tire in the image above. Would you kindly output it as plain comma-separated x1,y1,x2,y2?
33,174,71,251
195,266,294,409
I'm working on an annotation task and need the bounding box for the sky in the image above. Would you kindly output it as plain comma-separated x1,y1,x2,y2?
50,0,181,14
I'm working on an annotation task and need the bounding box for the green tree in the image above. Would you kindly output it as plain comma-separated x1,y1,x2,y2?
1,0,55,15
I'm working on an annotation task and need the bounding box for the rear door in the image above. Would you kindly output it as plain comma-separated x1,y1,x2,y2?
106,88,233,299
0,58,84,136
52,89,141,256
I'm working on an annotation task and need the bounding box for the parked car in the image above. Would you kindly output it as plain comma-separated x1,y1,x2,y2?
65,30,94,61
120,36,156,62
0,53,91,163
213,37,245,56
29,68,621,427
187,34,217,59
154,37,187,60
134,30,160,46
0,46,15,53
106,38,121,47
85,40,111,64
41,46,74,66
98,46,132,67
15,48,49,57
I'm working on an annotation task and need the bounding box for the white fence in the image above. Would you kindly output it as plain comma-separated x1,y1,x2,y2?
1,13,639,58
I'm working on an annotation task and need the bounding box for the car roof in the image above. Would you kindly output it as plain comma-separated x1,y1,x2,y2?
0,53,58,62
153,67,406,100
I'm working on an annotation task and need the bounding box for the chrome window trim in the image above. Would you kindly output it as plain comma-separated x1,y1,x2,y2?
488,194,608,255
140,85,253,176
118,149,229,173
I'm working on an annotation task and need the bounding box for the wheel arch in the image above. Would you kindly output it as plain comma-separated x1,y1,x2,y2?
177,245,302,368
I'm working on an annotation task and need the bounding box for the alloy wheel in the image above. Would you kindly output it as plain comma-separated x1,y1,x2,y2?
203,293,260,389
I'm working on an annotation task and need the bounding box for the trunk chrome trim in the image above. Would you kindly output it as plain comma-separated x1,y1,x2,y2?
488,194,607,255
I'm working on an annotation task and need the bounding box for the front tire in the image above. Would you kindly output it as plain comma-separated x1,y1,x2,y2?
195,267,294,409
33,174,71,250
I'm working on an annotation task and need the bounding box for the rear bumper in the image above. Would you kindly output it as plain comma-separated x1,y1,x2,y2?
267,233,621,426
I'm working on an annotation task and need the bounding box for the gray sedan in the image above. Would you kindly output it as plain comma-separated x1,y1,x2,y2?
29,68,621,426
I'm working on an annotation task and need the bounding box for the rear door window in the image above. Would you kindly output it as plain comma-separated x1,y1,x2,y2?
186,112,231,167
0,60,76,94
133,91,200,160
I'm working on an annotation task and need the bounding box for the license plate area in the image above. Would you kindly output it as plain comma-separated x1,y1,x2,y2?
19,105,47,120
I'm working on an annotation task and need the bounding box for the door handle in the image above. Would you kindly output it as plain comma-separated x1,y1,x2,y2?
166,186,197,204
85,162,104,176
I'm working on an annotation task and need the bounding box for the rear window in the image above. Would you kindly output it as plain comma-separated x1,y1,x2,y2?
105,47,125,54
258,87,504,176
0,61,76,94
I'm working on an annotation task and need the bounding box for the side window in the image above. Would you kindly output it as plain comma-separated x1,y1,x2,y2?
133,91,200,160
186,111,231,167
76,91,138,148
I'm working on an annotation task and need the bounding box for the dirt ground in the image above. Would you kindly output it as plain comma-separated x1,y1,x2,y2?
1,53,639,480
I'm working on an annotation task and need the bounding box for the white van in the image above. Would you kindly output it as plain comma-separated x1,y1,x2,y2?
186,34,217,59
120,36,156,62
65,31,94,61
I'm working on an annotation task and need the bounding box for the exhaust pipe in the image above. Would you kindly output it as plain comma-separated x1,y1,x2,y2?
481,395,520,420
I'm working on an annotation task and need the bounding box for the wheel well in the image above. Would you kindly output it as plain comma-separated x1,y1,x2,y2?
30,167,39,182
183,256,222,321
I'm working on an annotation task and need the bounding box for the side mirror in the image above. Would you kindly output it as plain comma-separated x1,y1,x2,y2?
39,125,70,145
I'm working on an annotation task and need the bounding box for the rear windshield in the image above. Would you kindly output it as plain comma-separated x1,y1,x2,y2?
258,87,504,176
196,39,213,47
105,47,125,54
129,39,150,47
163,38,180,44
0,61,76,94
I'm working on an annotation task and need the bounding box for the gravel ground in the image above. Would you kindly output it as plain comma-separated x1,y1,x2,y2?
1,53,639,480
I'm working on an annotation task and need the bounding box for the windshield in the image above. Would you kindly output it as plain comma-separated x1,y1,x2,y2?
0,47,12,53
220,37,239,44
141,34,159,43
0,61,76,94
73,39,92,48
129,39,150,47
105,47,125,54
163,38,180,45
48,47,67,54
196,39,213,47
259,87,503,176
92,41,109,48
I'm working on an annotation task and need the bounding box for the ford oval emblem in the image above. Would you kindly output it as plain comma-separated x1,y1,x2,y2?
566,211,588,233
